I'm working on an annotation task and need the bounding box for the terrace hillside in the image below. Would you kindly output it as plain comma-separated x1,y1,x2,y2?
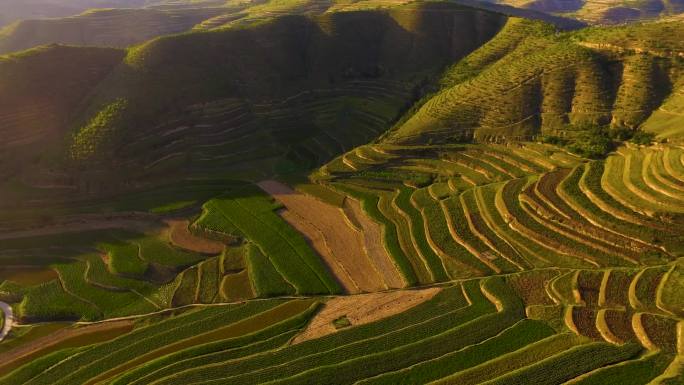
483,0,684,24
0,3,683,384
0,1,508,204
387,18,684,145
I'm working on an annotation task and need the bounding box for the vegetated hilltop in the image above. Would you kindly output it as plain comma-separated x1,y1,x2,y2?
0,7,232,55
387,17,684,146
4,2,505,195
481,0,684,24
0,45,125,183
0,5,683,384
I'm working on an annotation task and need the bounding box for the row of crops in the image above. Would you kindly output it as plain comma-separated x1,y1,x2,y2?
110,79,411,182
4,276,679,384
388,17,684,145
0,228,216,323
322,143,684,284
1,138,683,383
317,140,683,380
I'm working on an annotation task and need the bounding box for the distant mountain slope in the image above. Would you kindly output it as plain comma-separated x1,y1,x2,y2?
0,0,583,55
482,0,684,24
0,2,506,195
0,7,231,54
0,1,152,28
387,18,684,144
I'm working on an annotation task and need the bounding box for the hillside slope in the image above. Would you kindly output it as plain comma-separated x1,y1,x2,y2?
62,2,506,185
0,7,231,55
0,45,125,183
0,1,157,28
387,18,684,145
483,0,684,24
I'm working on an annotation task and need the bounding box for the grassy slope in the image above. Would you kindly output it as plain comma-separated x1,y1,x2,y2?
387,18,684,145
67,2,505,165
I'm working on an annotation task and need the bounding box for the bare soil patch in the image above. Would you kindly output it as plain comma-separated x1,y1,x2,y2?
292,287,441,344
258,180,386,293
280,210,359,293
343,198,405,289
166,219,224,254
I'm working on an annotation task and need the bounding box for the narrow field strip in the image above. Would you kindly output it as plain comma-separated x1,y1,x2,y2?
148,283,483,384
355,319,555,385
343,198,406,289
393,187,449,281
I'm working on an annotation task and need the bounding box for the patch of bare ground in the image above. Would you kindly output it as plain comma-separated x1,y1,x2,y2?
278,210,359,293
165,219,224,254
291,287,441,344
0,320,133,376
258,180,386,293
342,198,405,289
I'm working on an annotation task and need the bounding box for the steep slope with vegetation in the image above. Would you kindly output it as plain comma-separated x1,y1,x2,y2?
0,3,683,384
387,18,684,148
0,45,124,190
483,0,684,24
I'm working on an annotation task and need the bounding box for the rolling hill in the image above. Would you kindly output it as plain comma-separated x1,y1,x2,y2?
0,1,683,384
387,17,684,145
482,0,684,24
0,7,232,55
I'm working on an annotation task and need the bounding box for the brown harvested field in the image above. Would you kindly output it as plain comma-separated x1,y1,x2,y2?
292,288,441,344
279,209,359,293
258,180,386,293
0,323,69,354
0,213,161,240
601,309,636,343
631,267,667,312
603,269,634,308
166,219,224,254
640,313,679,353
0,320,133,376
343,198,405,289
570,306,603,340
577,270,604,307
0,266,57,286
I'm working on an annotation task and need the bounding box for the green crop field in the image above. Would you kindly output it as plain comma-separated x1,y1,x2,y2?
0,1,683,383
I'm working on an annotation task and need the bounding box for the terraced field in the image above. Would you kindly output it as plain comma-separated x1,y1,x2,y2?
1,2,684,384
388,18,684,145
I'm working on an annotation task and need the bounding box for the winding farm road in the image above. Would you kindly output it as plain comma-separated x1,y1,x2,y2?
0,302,14,342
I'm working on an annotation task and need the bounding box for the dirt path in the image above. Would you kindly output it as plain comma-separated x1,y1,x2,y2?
292,288,441,344
258,180,386,293
165,219,224,254
0,302,13,342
